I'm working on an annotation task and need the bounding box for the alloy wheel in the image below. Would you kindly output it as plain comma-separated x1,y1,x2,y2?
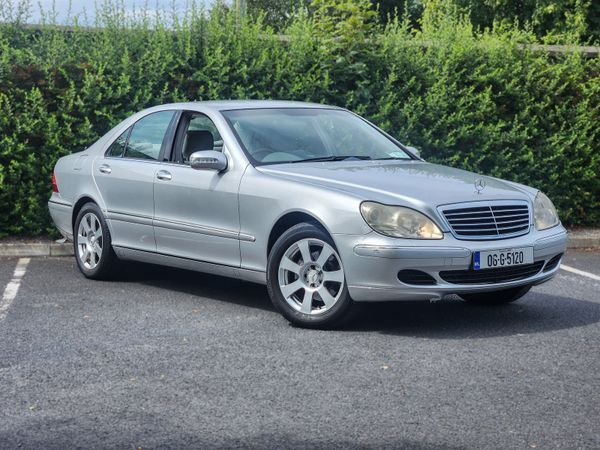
77,212,103,270
277,238,345,315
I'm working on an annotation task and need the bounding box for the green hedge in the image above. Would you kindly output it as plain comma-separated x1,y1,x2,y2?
0,0,598,237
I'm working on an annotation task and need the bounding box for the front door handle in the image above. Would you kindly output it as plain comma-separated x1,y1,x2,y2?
156,170,172,181
99,164,111,174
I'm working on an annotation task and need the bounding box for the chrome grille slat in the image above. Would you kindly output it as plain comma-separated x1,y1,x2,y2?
495,223,529,230
492,208,528,212
445,217,492,221
448,217,496,223
496,217,529,224
452,226,498,231
493,211,528,217
448,215,528,225
445,211,491,217
496,222,529,230
492,205,528,210
494,215,529,223
440,201,531,240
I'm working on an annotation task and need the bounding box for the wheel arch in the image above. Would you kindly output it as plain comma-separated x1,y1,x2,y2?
71,195,100,230
267,211,333,256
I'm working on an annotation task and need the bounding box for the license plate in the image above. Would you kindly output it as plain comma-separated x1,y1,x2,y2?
473,247,533,270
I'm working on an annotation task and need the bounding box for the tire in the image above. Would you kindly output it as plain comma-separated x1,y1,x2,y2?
73,202,118,280
267,222,355,329
460,285,532,305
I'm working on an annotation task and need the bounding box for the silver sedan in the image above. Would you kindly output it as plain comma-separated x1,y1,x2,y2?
49,101,567,328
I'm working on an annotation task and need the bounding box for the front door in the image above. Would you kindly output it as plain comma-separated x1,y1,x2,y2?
153,112,243,267
94,110,176,252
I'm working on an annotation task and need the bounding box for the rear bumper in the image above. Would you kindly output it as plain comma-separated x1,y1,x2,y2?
334,226,567,302
48,197,73,241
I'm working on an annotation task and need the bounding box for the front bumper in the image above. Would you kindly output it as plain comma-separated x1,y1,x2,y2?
334,226,568,302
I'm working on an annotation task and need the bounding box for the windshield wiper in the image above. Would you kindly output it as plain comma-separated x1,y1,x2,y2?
291,155,372,163
373,156,411,160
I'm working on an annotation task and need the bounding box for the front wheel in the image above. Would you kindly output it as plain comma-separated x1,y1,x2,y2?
460,285,532,305
267,223,355,329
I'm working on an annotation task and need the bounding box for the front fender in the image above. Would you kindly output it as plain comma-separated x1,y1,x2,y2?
238,167,370,272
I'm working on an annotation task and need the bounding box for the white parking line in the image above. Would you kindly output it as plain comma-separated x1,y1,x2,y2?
0,258,30,321
561,264,600,281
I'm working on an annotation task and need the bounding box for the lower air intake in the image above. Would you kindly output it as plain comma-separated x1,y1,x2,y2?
397,270,437,286
543,253,563,272
439,261,544,284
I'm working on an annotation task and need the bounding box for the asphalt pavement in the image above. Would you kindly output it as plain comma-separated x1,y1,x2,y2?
0,251,599,449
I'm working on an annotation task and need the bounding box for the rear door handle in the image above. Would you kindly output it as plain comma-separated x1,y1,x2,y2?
99,164,111,174
156,170,172,181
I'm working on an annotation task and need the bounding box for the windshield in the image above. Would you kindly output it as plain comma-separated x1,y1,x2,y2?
221,108,412,165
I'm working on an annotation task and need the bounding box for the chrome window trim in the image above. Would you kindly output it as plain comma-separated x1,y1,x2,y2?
103,147,234,171
103,110,178,161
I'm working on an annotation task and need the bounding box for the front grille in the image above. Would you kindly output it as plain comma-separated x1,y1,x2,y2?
397,270,437,285
441,202,531,240
439,261,544,284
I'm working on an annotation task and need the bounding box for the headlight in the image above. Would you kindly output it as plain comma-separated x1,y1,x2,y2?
533,191,559,230
360,202,443,239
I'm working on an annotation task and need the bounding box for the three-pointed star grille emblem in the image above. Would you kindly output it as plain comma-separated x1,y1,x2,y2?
474,178,486,194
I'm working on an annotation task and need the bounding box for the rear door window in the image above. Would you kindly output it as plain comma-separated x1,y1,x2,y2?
124,111,175,161
106,128,130,157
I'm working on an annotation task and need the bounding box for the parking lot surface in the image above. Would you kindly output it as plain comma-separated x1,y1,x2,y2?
0,251,599,449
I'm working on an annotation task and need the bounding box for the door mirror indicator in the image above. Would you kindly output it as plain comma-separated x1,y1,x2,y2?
189,151,228,171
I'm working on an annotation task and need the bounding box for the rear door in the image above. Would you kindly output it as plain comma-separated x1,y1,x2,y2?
94,110,177,252
152,111,243,267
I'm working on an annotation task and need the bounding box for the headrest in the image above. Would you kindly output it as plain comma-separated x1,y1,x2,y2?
183,130,214,160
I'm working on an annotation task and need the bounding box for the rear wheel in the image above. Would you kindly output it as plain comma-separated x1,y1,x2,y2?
267,223,355,328
460,285,532,305
74,203,118,279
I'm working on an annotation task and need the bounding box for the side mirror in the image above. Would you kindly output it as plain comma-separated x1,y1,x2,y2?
189,150,228,171
405,146,421,159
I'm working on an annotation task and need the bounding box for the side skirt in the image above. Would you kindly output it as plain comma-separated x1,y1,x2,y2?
113,246,267,285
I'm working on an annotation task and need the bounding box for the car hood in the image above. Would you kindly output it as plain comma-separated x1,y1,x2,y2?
257,160,535,208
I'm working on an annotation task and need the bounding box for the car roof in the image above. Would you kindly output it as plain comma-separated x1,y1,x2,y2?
148,100,343,113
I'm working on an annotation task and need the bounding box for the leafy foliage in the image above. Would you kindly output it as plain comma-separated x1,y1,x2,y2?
247,0,600,42
452,0,598,43
246,0,311,28
0,0,598,237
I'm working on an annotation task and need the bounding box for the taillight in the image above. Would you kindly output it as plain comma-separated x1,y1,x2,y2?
52,172,59,193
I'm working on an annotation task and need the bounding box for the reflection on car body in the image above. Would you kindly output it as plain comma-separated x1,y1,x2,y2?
49,101,567,328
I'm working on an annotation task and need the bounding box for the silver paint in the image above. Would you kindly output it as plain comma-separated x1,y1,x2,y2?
48,100,567,301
